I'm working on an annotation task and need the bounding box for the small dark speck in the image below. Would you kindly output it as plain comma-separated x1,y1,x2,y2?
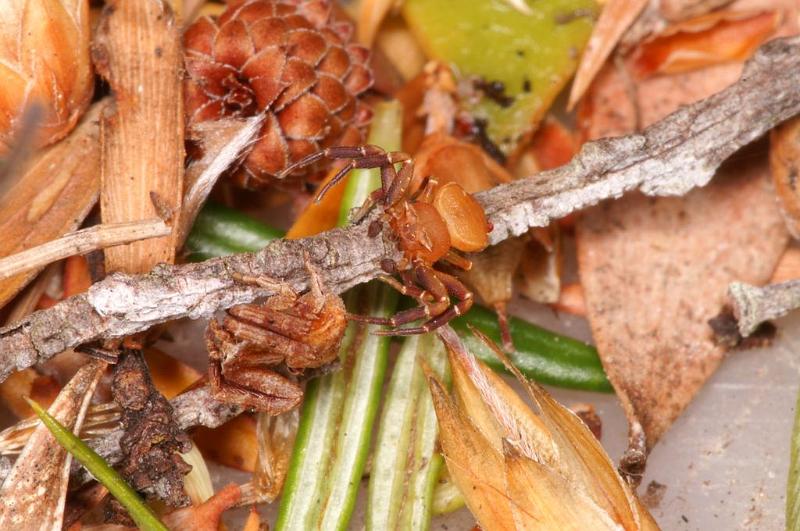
522,78,531,92
516,49,525,57
789,168,797,190
681,515,689,523
155,46,163,57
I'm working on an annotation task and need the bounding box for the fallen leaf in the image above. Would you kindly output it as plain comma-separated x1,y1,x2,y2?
770,115,800,238
576,8,794,476
630,10,780,77
0,102,102,308
568,0,649,110
430,327,658,530
0,361,104,530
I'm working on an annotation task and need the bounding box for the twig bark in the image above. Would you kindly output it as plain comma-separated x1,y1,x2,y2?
0,219,170,281
729,280,800,336
0,36,800,382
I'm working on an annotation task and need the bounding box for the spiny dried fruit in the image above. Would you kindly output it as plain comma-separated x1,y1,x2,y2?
183,0,373,190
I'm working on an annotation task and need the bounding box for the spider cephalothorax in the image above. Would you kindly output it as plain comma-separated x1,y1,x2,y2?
278,144,492,335
206,264,347,414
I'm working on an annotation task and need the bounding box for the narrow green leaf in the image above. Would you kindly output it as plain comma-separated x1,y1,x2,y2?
26,398,168,531
788,386,800,529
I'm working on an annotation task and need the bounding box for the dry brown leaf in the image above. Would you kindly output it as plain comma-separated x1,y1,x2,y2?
0,0,94,150
432,327,658,530
0,102,101,308
567,0,649,110
516,226,562,305
0,361,104,530
770,115,800,238
374,15,426,81
143,348,202,400
93,0,184,273
576,10,794,476
630,10,780,77
425,370,517,531
250,409,299,503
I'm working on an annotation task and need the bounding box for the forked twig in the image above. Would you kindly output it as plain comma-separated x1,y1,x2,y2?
0,36,799,382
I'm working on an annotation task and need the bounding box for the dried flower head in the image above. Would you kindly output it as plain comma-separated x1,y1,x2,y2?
183,0,373,189
0,0,94,151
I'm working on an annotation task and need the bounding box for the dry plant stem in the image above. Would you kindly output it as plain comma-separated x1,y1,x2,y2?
93,0,184,273
0,35,800,381
0,219,170,281
729,280,800,336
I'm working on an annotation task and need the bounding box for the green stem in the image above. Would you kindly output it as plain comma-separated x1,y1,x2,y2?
26,398,168,531
366,333,448,530
788,385,800,529
276,100,403,530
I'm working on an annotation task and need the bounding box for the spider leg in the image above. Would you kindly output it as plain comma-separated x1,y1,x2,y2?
374,268,474,335
384,160,416,207
441,250,473,271
277,145,385,180
232,272,297,301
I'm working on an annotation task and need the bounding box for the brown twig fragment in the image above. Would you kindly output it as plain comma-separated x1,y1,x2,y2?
0,219,170,281
728,280,800,336
0,36,799,382
93,0,184,274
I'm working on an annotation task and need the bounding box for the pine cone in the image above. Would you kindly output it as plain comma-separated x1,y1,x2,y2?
184,0,373,189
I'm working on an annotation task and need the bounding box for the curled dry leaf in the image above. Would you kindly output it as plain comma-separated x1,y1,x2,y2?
0,101,101,308
357,0,399,45
0,361,104,530
576,6,794,478
630,9,781,78
429,327,658,530
567,0,649,110
770,115,800,238
0,0,94,150
242,409,300,504
93,0,184,273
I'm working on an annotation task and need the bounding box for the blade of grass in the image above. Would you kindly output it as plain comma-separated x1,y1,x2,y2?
26,397,168,531
276,100,403,530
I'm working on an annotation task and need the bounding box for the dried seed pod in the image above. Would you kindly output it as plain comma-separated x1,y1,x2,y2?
183,0,373,190
0,0,94,151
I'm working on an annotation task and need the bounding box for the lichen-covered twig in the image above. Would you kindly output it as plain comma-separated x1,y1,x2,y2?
729,280,800,336
1,36,800,383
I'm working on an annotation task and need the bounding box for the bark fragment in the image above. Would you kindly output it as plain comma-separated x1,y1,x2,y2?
111,349,191,509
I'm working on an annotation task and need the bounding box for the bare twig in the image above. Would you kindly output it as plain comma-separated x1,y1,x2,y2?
729,280,800,336
0,36,800,382
0,219,170,281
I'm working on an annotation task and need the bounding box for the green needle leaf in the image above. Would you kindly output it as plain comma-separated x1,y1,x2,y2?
25,397,169,531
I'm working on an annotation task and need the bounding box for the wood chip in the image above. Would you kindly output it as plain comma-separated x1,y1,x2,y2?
93,0,184,273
